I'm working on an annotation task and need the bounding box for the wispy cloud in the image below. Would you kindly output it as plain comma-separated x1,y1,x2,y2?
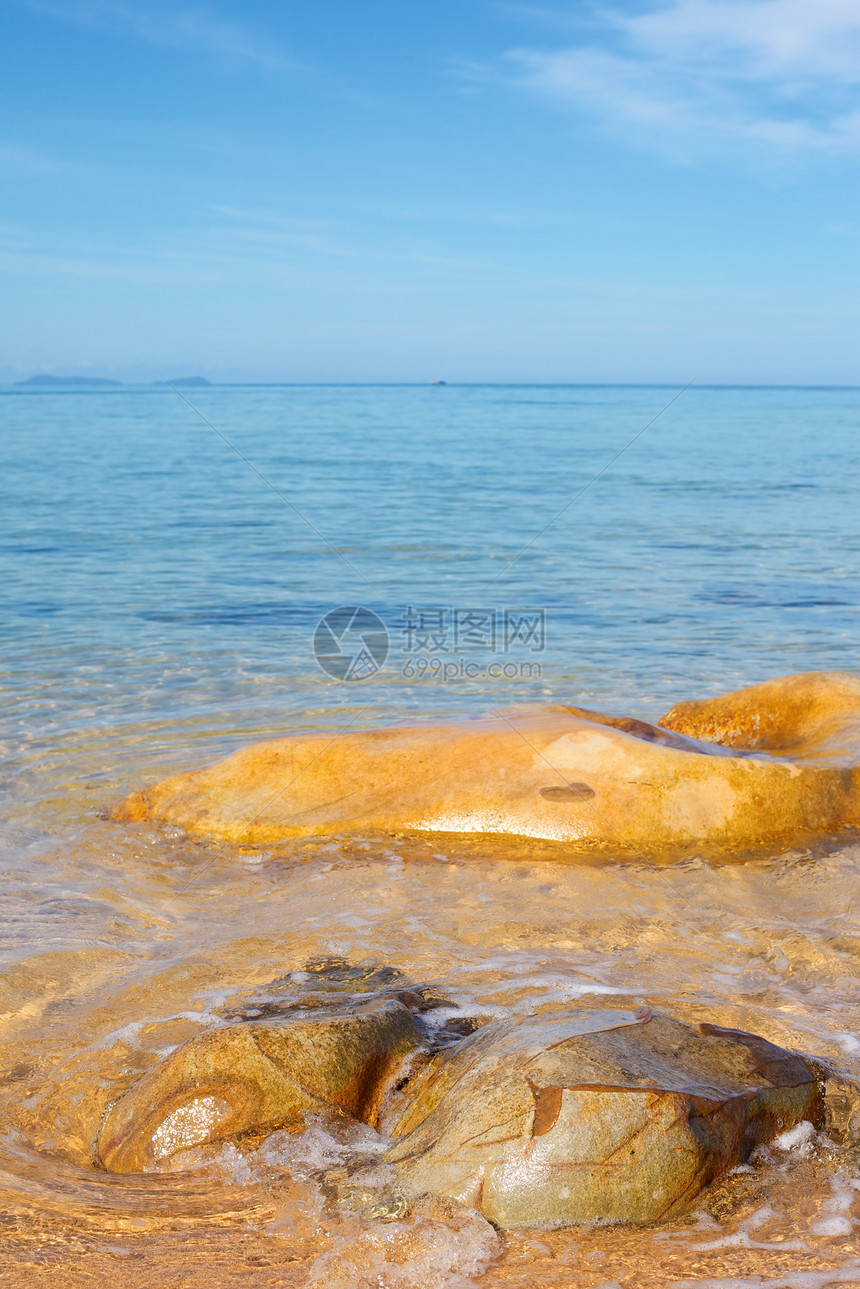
0,141,83,175
210,207,495,272
504,0,860,157
21,0,302,71
212,207,352,257
0,209,496,289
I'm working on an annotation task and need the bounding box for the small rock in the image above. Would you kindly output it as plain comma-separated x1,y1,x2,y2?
806,1060,860,1143
98,998,421,1173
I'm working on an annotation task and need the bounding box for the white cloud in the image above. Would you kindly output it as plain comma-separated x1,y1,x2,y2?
506,0,860,157
21,1,300,71
620,0,860,80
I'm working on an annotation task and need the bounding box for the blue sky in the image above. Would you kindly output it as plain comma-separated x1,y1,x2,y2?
2,0,859,383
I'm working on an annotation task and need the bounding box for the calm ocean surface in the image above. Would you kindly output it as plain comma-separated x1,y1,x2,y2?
2,383,860,1289
3,383,859,730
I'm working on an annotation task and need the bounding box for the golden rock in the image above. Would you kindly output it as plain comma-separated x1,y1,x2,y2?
111,671,860,856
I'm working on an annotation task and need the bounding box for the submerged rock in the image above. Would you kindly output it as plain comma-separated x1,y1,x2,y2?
109,671,860,856
806,1061,860,1144
98,998,421,1172
383,1007,820,1227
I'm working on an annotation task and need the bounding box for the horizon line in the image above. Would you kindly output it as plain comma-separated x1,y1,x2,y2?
4,380,860,391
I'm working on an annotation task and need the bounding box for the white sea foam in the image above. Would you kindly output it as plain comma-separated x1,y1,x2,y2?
687,1230,808,1253
201,1115,503,1289
772,1120,816,1152
258,1117,392,1176
669,1262,860,1288
810,1214,853,1236
303,1204,502,1289
87,1008,226,1053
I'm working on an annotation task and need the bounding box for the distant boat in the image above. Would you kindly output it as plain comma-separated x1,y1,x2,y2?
429,378,447,386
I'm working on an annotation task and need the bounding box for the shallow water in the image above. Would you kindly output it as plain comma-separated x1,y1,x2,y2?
2,383,860,1286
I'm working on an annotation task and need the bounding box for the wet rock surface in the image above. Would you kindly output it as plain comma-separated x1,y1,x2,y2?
97,978,826,1229
109,671,860,856
384,1008,820,1226
98,996,422,1173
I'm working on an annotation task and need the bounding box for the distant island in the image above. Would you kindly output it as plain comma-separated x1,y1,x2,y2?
16,374,123,386
155,376,212,387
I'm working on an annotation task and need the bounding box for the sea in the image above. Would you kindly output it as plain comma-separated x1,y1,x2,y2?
2,382,859,1288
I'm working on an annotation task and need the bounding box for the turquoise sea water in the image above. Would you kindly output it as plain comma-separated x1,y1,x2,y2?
3,383,859,742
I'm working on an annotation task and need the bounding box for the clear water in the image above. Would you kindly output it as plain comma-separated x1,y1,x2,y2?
2,383,860,1287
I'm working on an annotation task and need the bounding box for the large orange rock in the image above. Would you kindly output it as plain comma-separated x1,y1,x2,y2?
110,671,860,856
